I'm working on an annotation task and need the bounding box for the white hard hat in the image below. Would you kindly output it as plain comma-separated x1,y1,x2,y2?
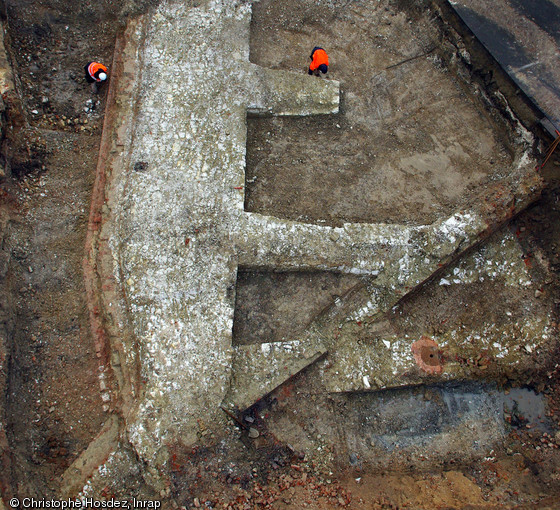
98,72,107,81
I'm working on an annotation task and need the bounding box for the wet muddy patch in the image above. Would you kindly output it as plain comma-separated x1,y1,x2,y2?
233,269,361,346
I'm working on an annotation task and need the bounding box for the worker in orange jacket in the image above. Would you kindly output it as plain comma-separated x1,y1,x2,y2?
308,47,329,76
84,61,108,92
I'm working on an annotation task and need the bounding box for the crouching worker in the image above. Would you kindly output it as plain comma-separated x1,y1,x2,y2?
308,47,329,76
85,61,108,92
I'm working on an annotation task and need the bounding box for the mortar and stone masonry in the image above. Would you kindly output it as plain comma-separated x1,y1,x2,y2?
52,0,546,496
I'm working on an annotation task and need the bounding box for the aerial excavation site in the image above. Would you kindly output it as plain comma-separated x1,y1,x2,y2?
1,0,560,508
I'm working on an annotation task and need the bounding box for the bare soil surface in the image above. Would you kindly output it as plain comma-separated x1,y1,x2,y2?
0,0,160,498
5,130,104,496
246,0,514,226
2,0,560,508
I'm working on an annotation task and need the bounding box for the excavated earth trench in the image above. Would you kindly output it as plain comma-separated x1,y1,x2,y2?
1,0,560,508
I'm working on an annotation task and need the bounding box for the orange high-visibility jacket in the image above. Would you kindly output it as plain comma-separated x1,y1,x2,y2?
309,48,329,71
87,62,108,82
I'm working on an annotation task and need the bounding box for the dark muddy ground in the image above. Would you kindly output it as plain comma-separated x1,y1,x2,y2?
1,0,560,507
233,270,363,346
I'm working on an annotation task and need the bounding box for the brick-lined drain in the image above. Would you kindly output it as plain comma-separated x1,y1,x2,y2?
412,336,443,374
